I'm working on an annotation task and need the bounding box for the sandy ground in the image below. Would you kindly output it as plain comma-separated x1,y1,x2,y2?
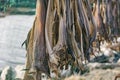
0,15,35,69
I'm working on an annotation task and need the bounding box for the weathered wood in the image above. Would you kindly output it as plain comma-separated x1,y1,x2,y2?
72,0,85,70
93,0,108,40
23,18,36,80
45,0,61,78
24,0,50,80
23,0,120,79
32,0,50,79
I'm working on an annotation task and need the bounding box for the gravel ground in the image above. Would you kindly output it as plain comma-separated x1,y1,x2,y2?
0,15,35,69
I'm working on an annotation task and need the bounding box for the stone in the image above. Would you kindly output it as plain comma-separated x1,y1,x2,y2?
117,59,120,63
60,65,72,78
103,48,113,57
117,37,120,43
0,66,14,80
15,65,25,80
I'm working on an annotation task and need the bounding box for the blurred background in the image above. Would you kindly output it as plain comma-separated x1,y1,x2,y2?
0,0,36,69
